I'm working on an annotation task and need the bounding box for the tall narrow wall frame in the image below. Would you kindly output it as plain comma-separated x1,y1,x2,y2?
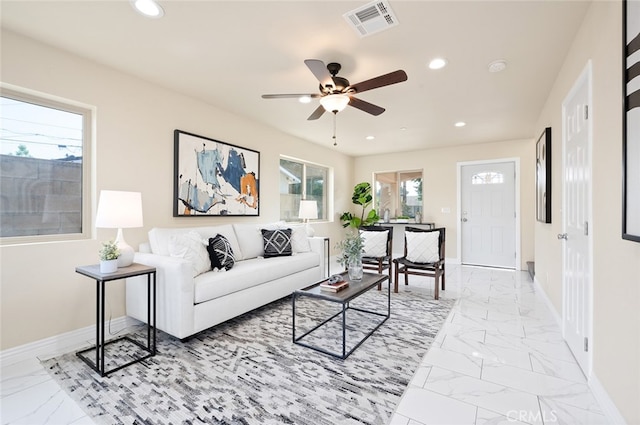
536,127,552,223
623,0,640,241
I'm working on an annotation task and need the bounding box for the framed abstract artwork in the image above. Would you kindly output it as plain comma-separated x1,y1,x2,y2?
623,0,640,242
174,130,260,217
536,127,552,223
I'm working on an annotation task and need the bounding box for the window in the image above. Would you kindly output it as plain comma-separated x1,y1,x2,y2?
471,171,504,185
374,170,422,219
0,86,92,242
279,157,329,221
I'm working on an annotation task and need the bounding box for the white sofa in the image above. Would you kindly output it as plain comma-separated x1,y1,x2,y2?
126,222,326,340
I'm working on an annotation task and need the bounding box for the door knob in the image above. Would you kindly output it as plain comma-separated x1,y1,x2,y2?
557,233,568,240
462,218,468,222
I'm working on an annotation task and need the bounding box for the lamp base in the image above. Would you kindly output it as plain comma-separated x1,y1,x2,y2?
305,222,315,237
115,228,135,267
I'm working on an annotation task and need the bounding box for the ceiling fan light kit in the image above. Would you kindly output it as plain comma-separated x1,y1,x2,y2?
320,94,350,113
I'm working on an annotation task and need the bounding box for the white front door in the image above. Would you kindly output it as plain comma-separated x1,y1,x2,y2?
561,63,592,375
460,161,516,268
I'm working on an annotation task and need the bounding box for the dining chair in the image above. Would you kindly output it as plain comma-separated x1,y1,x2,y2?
393,227,445,299
360,225,393,289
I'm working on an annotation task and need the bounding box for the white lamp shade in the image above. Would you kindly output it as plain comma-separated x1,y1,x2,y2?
298,200,318,220
96,190,143,268
96,190,143,229
319,94,350,113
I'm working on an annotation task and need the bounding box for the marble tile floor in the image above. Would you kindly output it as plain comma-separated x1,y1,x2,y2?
0,263,608,425
389,265,609,425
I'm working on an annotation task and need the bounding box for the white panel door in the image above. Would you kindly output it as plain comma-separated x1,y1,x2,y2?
461,162,516,268
561,65,592,375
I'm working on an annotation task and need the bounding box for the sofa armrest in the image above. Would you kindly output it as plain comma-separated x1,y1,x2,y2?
308,236,328,277
125,252,195,339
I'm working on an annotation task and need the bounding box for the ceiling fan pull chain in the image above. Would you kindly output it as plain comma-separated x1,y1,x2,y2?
332,112,338,146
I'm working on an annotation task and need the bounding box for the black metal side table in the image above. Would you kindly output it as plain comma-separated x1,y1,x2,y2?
75,263,156,377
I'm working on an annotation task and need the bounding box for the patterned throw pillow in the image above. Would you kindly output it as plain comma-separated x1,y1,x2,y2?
261,228,292,258
360,230,389,258
405,231,440,263
207,234,236,271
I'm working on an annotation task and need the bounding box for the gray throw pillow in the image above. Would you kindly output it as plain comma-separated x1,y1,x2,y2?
261,228,292,258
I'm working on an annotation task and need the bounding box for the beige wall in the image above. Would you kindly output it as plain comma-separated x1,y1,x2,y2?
354,139,535,269
0,30,353,350
534,2,640,424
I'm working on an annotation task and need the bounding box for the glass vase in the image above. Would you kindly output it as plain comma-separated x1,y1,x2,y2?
348,256,363,281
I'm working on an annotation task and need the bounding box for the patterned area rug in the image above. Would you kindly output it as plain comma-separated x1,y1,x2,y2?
43,287,454,425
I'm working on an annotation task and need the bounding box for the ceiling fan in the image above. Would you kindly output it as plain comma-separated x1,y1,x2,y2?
262,59,408,121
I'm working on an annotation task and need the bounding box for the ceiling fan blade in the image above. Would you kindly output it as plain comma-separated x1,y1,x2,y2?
348,97,385,116
304,59,334,90
307,105,326,120
262,93,320,99
349,70,408,94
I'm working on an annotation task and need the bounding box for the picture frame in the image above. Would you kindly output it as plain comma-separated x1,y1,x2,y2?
623,0,640,242
536,127,552,223
174,130,260,217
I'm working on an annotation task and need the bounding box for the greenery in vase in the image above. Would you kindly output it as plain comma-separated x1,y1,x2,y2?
99,240,120,261
340,182,380,228
335,230,364,268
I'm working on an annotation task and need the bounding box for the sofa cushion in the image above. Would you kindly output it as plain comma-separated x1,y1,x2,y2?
233,223,264,260
261,228,292,258
149,225,242,260
193,252,320,304
207,234,236,271
287,224,311,253
168,231,210,277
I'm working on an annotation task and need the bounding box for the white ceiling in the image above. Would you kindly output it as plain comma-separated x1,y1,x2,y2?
1,0,591,156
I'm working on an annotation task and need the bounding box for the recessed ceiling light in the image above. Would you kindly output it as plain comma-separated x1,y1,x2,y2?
131,0,164,18
400,127,407,131
366,136,375,140
488,59,507,73
428,58,448,70
455,121,466,127
298,96,312,104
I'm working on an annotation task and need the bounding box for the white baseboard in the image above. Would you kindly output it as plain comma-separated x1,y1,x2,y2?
532,277,626,424
0,315,138,368
533,276,562,328
589,373,628,425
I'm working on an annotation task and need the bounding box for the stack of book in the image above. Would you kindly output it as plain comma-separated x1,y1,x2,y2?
320,278,349,292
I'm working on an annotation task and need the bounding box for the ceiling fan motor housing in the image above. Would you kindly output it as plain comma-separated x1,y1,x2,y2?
320,76,350,94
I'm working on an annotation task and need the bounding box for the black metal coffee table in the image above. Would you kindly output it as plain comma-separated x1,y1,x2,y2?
292,271,390,359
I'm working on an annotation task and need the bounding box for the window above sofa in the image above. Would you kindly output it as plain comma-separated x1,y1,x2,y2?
279,156,330,222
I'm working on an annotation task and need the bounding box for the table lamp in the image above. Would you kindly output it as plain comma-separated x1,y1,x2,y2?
95,190,143,267
298,199,318,237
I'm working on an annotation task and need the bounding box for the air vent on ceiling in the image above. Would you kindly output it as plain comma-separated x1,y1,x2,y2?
343,0,399,38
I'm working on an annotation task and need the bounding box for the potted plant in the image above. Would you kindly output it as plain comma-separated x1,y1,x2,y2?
340,182,380,229
335,230,364,281
99,240,120,273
